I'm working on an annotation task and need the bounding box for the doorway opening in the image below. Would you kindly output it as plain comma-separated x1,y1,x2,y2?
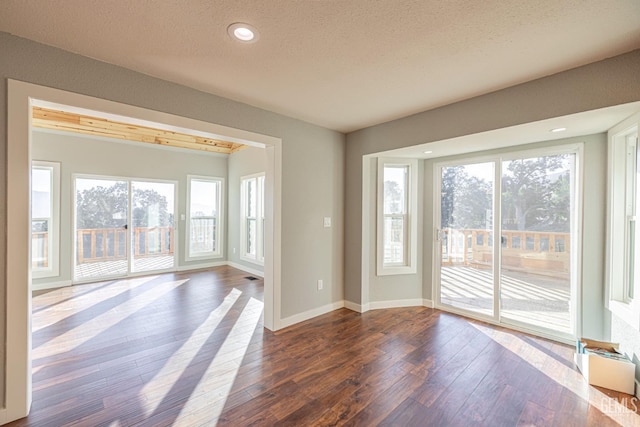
7,79,282,421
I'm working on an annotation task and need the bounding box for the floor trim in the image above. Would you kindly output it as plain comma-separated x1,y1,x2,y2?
369,298,425,310
176,261,227,272
31,280,72,292
344,300,364,313
279,300,345,329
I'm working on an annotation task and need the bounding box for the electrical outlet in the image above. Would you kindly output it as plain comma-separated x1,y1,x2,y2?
323,217,331,228
317,279,323,291
233,248,236,254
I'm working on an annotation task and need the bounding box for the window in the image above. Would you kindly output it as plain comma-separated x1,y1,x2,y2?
377,158,418,275
241,173,265,265
32,161,60,278
187,176,223,259
607,114,640,329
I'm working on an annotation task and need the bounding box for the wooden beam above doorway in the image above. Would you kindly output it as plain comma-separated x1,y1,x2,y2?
32,107,247,154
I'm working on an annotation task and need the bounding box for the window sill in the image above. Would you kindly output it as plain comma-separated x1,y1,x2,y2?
32,269,59,280
377,265,417,276
240,255,264,267
185,253,223,262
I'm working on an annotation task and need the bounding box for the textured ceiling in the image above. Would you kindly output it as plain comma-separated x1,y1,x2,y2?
1,0,639,133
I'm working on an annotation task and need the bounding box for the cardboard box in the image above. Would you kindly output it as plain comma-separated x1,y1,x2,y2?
574,338,636,395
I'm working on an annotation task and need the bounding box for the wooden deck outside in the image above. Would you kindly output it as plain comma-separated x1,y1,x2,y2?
441,266,571,334
7,266,638,426
74,255,175,281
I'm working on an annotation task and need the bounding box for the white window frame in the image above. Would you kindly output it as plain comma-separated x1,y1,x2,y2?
240,173,265,265
607,113,640,330
377,158,418,275
31,160,61,279
186,175,224,260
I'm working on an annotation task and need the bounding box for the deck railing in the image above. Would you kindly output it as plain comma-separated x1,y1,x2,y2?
75,227,175,264
441,228,570,277
32,231,49,268
33,221,218,267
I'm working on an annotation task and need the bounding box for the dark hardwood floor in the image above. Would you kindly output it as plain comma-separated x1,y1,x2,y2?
7,266,640,426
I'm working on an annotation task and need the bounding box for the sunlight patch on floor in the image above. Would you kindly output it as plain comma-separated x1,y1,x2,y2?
33,278,189,358
175,297,263,425
140,288,242,415
32,275,159,332
472,323,640,426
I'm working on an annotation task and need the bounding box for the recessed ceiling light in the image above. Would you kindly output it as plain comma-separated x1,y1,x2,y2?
228,23,259,43
423,150,433,154
550,127,567,133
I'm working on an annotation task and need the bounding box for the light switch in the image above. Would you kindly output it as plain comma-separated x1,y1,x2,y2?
323,217,331,228
180,214,186,221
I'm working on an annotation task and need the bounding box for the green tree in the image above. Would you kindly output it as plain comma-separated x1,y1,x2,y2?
441,166,492,229
501,155,570,232
76,182,170,229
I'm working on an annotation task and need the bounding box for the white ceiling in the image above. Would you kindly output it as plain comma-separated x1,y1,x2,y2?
1,0,639,133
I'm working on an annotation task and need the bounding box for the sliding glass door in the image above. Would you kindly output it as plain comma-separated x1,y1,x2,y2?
131,181,175,273
439,162,495,317
74,176,176,282
435,148,579,340
75,177,129,281
500,154,576,335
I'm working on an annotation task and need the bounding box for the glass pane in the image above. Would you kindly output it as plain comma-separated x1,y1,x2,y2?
383,215,405,265
190,180,218,217
190,217,216,254
32,167,52,218
189,179,218,255
500,154,574,334
247,218,257,256
131,181,175,273
75,178,128,281
384,166,407,214
32,167,52,270
247,178,257,218
439,162,494,316
259,176,265,219
32,219,49,269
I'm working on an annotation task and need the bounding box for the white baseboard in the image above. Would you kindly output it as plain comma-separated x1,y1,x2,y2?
227,261,264,278
278,300,345,329
423,299,434,308
345,299,433,313
176,261,226,272
30,261,263,291
31,280,72,291
369,298,424,310
0,408,6,425
344,300,364,313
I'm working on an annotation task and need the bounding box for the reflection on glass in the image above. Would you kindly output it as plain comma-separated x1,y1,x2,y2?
132,181,175,273
439,162,494,316
500,154,574,334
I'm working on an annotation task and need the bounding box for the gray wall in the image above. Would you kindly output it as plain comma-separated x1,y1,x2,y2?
344,50,640,385
345,49,640,308
0,31,345,407
227,146,267,274
611,315,640,384
31,130,228,287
